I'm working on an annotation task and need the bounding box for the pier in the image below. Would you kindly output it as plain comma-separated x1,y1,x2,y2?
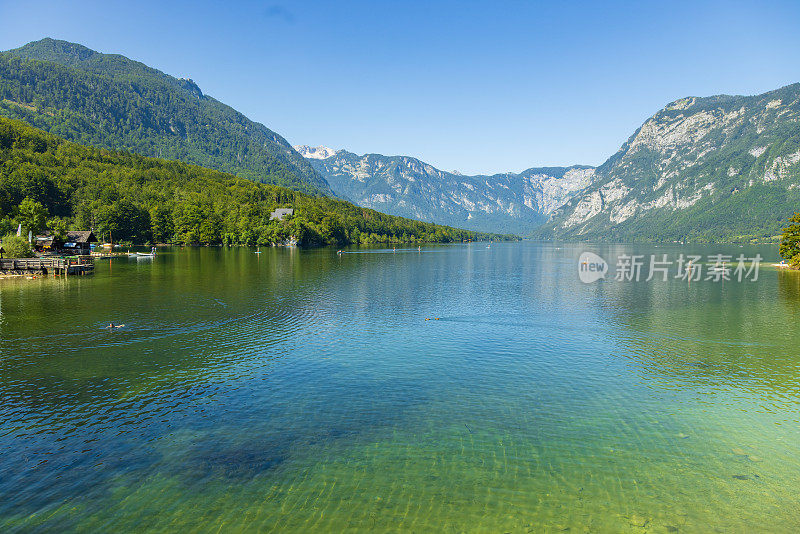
0,256,95,275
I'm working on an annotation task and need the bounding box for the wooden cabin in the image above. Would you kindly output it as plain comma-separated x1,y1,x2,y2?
34,235,57,253
32,231,98,256
61,231,97,255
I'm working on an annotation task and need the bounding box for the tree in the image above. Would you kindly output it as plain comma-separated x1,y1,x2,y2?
93,200,151,242
47,216,70,240
150,206,174,244
14,197,48,234
780,213,800,268
1,234,34,258
319,215,346,246
0,216,14,236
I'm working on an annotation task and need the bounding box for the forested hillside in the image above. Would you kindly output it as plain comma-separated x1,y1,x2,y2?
0,118,514,246
0,38,332,195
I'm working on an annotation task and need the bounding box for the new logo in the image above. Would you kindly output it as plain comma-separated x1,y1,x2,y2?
579,252,608,283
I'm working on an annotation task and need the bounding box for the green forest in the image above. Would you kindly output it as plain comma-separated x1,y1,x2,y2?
780,212,800,268
0,117,515,249
0,39,331,195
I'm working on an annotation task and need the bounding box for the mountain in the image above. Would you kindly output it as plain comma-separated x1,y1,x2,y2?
299,82,800,242
540,83,800,242
0,38,332,195
295,146,595,233
0,117,514,246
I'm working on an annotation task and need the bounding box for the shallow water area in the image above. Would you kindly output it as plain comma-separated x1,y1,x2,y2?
1,242,800,532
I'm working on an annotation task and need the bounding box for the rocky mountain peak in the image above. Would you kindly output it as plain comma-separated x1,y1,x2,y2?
541,82,800,241
293,145,339,159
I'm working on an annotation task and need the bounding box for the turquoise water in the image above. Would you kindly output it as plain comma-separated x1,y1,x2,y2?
1,242,800,532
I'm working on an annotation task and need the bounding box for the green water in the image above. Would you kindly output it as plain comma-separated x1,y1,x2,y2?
2,242,800,532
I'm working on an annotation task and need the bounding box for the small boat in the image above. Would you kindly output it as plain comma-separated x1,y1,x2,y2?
135,247,157,258
254,247,262,254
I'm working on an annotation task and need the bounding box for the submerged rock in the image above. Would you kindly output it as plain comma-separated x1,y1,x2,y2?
628,514,648,527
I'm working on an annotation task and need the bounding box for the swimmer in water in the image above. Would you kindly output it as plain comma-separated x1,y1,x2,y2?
106,323,125,329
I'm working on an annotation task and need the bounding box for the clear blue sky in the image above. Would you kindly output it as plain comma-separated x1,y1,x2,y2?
1,0,799,174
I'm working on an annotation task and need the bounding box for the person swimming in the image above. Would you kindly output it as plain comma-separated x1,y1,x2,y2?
106,323,125,329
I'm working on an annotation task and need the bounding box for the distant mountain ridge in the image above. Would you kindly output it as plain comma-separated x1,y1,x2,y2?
540,83,800,242
0,38,332,195
299,82,800,241
296,146,595,233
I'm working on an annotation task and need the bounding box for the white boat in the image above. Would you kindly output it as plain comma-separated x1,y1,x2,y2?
134,247,157,258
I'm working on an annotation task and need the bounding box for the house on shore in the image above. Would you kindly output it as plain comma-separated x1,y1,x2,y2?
270,208,294,221
62,231,97,255
34,231,97,255
34,235,57,253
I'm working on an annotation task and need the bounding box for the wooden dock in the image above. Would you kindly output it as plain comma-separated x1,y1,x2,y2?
0,256,95,275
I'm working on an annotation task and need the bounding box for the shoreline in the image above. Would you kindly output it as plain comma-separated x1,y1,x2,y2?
0,273,41,281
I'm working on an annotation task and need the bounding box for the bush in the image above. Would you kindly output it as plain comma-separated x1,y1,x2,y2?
779,213,800,260
1,234,34,258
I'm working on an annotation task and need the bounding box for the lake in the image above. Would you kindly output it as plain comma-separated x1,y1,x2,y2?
2,242,800,532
